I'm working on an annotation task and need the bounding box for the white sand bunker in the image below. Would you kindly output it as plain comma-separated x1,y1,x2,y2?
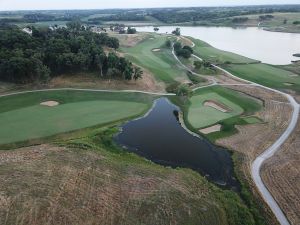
200,124,222,134
152,48,161,52
149,37,155,40
40,101,59,107
284,82,294,86
203,100,231,113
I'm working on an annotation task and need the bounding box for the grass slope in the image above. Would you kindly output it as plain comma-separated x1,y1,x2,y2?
190,37,258,64
224,63,300,92
122,34,188,84
0,90,155,145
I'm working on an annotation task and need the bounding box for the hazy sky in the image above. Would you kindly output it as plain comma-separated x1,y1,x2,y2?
0,0,299,11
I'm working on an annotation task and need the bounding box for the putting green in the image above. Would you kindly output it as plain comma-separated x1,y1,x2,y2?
188,93,243,128
0,91,152,145
187,86,262,129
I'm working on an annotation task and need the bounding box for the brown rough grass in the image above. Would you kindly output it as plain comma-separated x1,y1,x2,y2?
0,144,238,225
261,118,300,225
216,85,293,225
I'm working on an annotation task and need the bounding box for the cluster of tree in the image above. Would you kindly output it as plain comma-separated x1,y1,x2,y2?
194,60,213,69
0,22,142,84
94,13,146,22
127,27,137,34
232,17,249,23
293,21,300,25
118,26,137,34
259,15,274,21
149,5,300,24
153,27,159,32
172,28,181,36
174,42,193,59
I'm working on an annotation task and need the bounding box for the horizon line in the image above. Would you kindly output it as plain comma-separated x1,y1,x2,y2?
1,3,300,12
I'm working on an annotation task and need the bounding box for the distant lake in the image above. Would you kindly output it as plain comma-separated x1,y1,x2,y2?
114,98,239,190
137,26,300,65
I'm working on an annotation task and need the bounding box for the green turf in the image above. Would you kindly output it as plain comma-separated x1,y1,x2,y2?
187,86,262,129
121,35,188,84
224,63,300,92
0,90,155,144
190,37,259,64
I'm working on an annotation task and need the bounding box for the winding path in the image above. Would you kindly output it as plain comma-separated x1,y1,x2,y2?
173,38,300,225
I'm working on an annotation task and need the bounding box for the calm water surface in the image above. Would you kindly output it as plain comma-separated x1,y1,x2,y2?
114,98,239,190
137,26,300,65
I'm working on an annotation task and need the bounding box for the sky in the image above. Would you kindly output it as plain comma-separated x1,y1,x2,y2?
0,0,299,11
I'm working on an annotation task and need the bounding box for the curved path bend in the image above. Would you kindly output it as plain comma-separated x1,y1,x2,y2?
173,38,299,225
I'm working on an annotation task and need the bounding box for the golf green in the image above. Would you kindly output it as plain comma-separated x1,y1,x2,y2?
0,91,151,145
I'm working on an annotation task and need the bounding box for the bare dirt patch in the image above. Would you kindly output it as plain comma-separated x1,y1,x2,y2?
152,48,161,52
200,124,222,134
40,101,59,107
48,70,165,93
203,100,231,113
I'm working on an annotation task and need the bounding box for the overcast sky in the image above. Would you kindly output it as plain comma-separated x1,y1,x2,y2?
0,0,299,11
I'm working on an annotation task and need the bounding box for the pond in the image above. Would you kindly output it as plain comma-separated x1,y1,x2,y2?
114,98,239,190
136,26,300,65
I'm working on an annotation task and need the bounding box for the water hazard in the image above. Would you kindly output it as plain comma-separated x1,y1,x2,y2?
114,98,239,190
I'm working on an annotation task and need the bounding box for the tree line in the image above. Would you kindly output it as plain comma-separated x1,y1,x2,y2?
0,22,142,84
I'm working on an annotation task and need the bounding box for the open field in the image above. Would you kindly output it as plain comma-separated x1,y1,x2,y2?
261,120,300,225
0,127,257,225
121,34,188,84
224,63,300,92
190,38,259,64
187,86,262,129
0,90,155,145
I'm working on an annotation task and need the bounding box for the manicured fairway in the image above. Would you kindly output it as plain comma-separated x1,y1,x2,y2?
122,35,188,83
224,63,300,92
190,37,258,64
0,90,154,144
187,86,262,129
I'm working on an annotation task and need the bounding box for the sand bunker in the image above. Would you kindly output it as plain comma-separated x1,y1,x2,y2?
149,37,154,40
200,124,222,134
152,48,161,52
284,82,294,86
40,101,59,107
203,100,231,113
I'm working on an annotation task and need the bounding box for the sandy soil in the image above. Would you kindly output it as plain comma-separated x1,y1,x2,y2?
40,101,59,107
199,124,222,134
261,119,300,225
152,48,161,52
203,100,231,113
